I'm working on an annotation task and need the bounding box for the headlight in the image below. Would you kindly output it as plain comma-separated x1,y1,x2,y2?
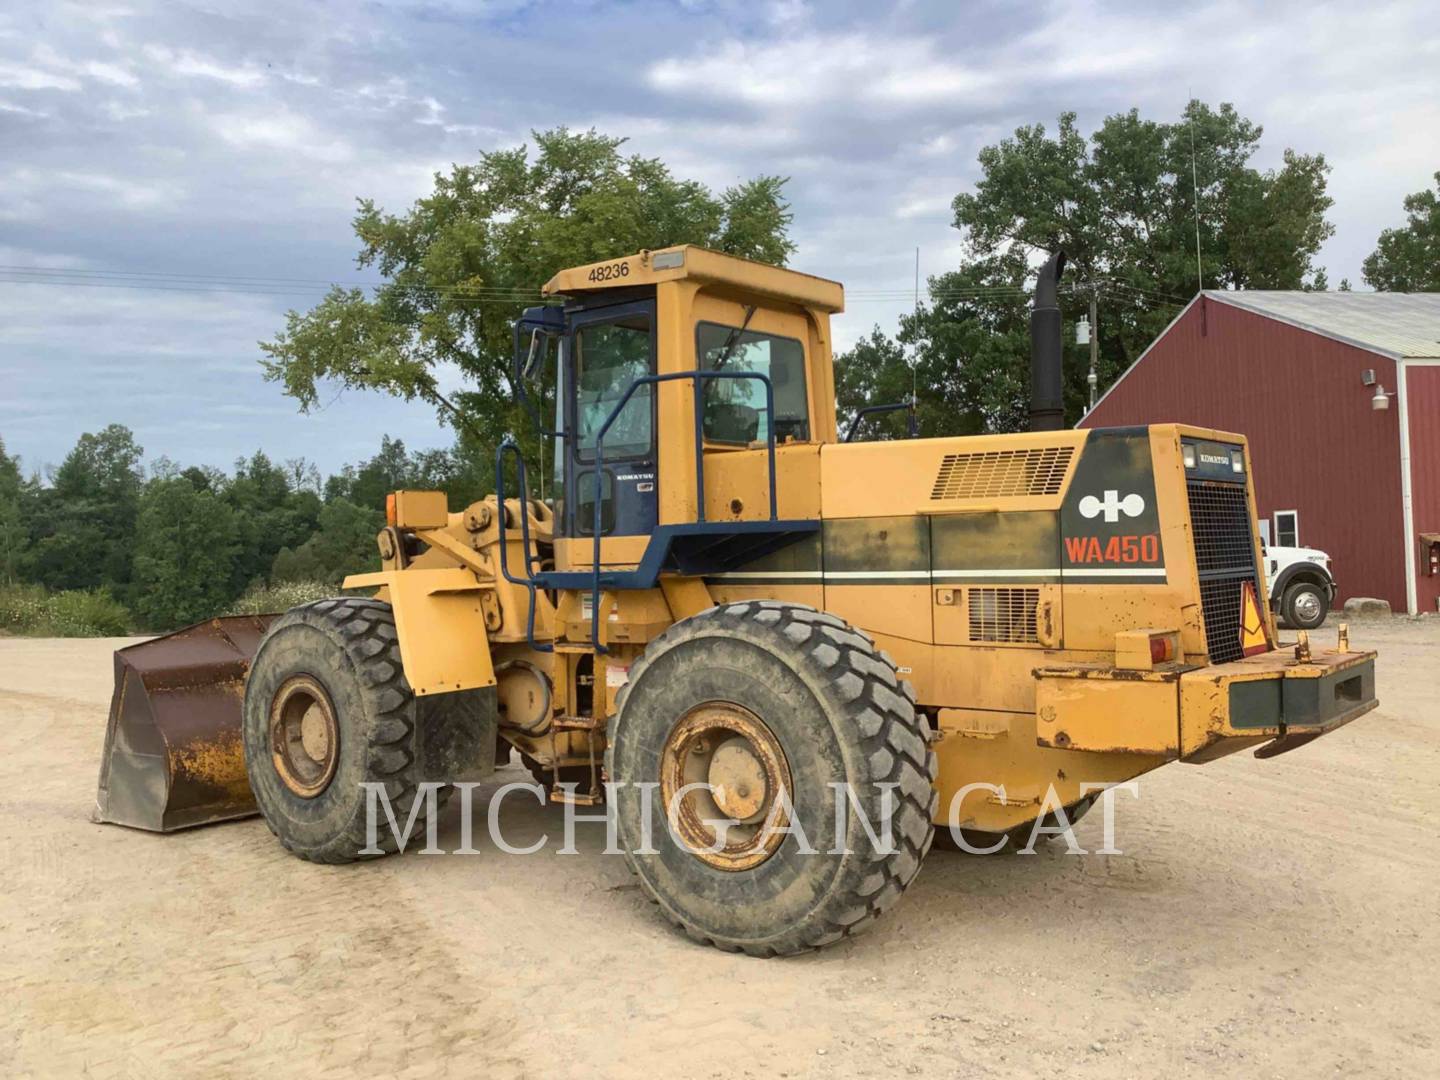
1183,444,1196,468
1230,449,1244,473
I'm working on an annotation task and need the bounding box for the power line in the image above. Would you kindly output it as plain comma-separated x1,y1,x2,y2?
0,264,1190,308
0,273,545,304
0,264,543,295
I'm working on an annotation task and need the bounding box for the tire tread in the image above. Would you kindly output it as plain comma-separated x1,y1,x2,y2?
608,600,937,956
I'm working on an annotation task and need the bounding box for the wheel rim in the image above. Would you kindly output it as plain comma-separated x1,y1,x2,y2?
1293,590,1322,624
269,674,340,798
659,702,792,871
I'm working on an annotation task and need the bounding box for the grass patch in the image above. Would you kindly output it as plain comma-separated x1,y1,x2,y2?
226,580,340,616
0,584,133,637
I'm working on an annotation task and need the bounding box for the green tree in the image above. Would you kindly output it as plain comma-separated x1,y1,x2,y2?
324,435,424,511
132,477,239,629
29,425,144,592
270,498,382,586
223,451,320,594
834,329,914,440
1363,171,1440,291
259,127,795,462
848,102,1335,433
0,436,27,584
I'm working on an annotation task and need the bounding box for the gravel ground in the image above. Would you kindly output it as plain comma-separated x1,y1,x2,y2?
1,617,1436,1078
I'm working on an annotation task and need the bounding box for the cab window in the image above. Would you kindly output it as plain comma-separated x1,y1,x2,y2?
575,313,653,460
696,322,809,444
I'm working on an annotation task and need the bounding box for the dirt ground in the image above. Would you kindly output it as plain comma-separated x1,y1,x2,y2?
1,619,1436,1079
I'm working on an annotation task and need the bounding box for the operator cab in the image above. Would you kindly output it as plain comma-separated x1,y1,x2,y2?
512,246,835,548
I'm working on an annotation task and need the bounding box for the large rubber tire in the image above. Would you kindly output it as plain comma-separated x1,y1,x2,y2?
242,597,451,863
606,601,938,956
1281,580,1329,630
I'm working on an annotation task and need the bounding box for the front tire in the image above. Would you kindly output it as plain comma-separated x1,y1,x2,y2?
1281,580,1328,630
242,597,452,863
606,601,938,956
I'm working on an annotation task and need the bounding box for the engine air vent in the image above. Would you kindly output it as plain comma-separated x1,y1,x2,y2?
929,446,1074,501
968,587,1040,644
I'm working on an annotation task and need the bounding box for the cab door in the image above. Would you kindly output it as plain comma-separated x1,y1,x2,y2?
564,299,658,545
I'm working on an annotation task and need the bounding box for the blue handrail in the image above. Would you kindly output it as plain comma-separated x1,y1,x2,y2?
494,437,551,654
586,368,778,652
495,368,783,657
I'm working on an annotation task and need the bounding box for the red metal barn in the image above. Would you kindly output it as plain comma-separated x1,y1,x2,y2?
1082,292,1440,615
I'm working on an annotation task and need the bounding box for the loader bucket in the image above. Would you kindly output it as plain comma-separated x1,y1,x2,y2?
92,615,276,832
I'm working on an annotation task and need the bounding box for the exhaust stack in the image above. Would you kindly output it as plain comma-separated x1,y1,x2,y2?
1028,251,1067,432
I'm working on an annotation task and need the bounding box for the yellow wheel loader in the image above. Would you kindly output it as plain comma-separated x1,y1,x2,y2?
94,246,1379,955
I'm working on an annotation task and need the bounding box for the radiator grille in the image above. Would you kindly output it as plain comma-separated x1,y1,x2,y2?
968,587,1039,643
1187,479,1261,664
930,446,1074,500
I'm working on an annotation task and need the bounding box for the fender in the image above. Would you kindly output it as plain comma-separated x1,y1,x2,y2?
1270,560,1335,604
342,567,497,696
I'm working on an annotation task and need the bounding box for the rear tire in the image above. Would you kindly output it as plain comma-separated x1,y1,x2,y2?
606,601,938,956
242,597,453,863
1281,580,1328,630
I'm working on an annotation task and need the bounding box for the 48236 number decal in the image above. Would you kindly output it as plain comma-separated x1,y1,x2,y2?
587,261,630,283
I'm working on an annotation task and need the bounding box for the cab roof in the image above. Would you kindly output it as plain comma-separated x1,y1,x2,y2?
542,245,845,314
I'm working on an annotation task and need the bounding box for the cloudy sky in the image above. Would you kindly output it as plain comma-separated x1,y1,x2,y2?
2,0,1437,478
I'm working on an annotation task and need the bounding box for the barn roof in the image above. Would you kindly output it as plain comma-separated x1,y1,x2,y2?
1206,290,1440,359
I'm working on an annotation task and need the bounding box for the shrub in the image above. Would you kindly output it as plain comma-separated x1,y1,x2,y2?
226,580,337,616
0,583,49,633
47,590,132,636
0,584,133,637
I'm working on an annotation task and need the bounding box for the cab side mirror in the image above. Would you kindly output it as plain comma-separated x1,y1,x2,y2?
513,306,566,383
523,328,549,380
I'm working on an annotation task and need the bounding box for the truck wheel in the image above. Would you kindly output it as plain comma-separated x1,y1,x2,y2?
1281,581,1328,630
242,597,452,864
606,601,938,956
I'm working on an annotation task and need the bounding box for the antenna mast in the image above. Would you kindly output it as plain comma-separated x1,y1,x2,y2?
1189,96,1203,291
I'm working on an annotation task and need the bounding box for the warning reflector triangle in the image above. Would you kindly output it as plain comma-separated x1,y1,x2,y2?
1240,580,1271,657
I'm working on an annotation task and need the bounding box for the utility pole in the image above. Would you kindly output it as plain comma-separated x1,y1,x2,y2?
1087,291,1099,411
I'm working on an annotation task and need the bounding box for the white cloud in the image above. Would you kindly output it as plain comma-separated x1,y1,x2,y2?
101,99,151,121
649,34,1002,109
765,0,810,28
0,98,45,116
3,167,181,210
0,44,141,91
81,60,139,87
893,194,952,221
0,61,81,91
144,45,267,88
211,109,353,164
